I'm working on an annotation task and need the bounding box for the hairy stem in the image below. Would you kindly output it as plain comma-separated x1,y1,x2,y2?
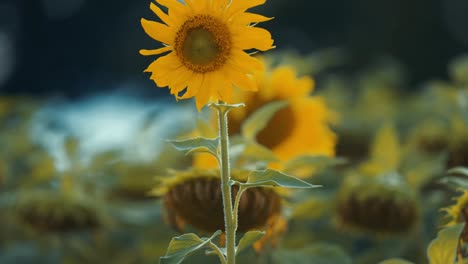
216,103,236,264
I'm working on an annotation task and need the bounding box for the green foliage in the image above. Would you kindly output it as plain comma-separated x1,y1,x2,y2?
441,167,468,189
169,137,219,157
427,224,464,264
160,231,223,264
235,169,321,189
241,101,288,141
236,231,265,255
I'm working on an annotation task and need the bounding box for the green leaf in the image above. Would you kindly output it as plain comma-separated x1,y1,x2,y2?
242,169,321,189
448,167,468,177
378,259,415,264
284,155,347,174
427,224,464,264
169,137,219,157
236,231,265,255
160,230,222,264
241,101,288,140
440,176,468,190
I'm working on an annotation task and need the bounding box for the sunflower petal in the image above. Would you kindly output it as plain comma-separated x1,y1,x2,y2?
139,46,172,56
141,18,173,44
150,2,173,26
191,75,209,110
233,12,273,25
230,50,264,73
227,68,257,91
227,0,266,17
234,27,274,51
144,53,182,87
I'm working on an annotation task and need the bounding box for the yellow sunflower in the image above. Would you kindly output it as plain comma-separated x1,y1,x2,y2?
140,0,274,110
193,62,337,170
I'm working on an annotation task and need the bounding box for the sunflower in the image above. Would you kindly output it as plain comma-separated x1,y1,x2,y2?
140,0,274,110
335,173,420,234
443,190,468,242
193,61,337,170
15,190,104,233
152,168,287,251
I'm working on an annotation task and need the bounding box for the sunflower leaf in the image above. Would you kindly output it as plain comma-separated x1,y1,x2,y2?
236,231,265,255
427,223,464,264
241,169,321,189
160,231,222,264
241,101,288,141
439,176,468,190
447,167,468,177
168,137,219,157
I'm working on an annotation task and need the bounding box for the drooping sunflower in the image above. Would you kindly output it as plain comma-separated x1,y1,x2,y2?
140,0,274,110
193,61,337,170
152,168,287,251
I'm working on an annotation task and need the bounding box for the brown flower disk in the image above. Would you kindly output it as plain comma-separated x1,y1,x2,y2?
164,177,282,233
337,184,419,233
16,193,101,233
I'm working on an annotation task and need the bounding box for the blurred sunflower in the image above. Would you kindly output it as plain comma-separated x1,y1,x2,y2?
15,189,104,233
193,61,337,171
140,0,274,110
443,190,468,242
151,168,287,251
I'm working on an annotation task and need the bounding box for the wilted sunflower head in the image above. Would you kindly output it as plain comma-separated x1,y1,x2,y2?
152,168,286,250
15,190,104,233
336,173,419,234
193,60,337,172
443,190,468,242
140,0,274,110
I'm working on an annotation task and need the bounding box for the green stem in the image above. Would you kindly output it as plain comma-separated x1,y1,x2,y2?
233,186,246,232
216,103,236,264
208,242,228,264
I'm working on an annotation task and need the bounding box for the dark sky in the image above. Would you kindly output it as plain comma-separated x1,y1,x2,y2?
1,0,467,95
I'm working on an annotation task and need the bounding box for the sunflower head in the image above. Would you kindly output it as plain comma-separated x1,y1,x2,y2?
15,190,104,233
140,0,274,110
152,168,286,250
336,173,420,234
193,60,337,173
443,190,468,242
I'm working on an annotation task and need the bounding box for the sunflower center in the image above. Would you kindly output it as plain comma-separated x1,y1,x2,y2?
174,15,231,73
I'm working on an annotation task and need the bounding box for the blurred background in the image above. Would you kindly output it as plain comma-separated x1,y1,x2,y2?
1,0,468,94
1,0,468,264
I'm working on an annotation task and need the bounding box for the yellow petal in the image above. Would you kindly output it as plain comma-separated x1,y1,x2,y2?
141,18,173,44
226,67,257,91
193,75,210,110
156,0,186,15
150,2,173,26
229,50,264,73
144,53,182,87
234,27,274,51
139,46,172,56
232,12,273,25
227,0,266,17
